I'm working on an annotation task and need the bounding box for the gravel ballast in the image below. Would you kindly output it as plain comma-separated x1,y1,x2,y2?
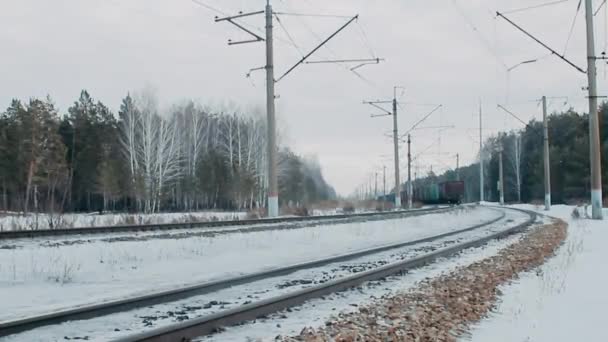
284,218,568,342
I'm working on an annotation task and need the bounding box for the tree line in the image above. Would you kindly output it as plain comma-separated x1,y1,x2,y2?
424,103,607,205
0,89,336,214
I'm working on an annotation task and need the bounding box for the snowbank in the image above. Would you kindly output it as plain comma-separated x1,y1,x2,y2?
467,204,608,342
0,211,247,231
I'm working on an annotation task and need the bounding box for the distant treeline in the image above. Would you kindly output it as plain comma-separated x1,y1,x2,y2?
417,103,608,204
0,89,336,214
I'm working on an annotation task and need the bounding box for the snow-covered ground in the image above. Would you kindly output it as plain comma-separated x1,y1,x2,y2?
0,206,498,324
0,207,529,341
0,211,247,231
465,204,608,342
200,220,535,342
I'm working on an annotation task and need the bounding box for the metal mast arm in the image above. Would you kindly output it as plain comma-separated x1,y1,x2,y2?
496,11,585,73
276,15,359,82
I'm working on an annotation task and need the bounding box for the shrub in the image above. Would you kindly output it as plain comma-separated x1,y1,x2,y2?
571,207,581,220
343,203,355,214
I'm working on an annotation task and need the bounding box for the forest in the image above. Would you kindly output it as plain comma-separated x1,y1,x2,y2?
424,103,608,205
0,89,336,214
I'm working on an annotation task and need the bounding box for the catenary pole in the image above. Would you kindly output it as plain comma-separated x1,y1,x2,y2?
479,102,484,203
265,1,279,218
585,0,604,219
542,96,551,210
407,134,413,209
499,145,504,205
393,92,402,209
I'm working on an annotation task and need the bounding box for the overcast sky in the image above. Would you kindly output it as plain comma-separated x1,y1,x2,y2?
1,0,606,196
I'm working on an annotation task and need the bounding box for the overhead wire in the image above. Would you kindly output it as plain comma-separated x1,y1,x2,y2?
355,21,376,58
594,0,607,15
272,12,352,19
451,0,508,69
274,14,305,57
191,0,228,16
501,0,571,15
563,0,582,56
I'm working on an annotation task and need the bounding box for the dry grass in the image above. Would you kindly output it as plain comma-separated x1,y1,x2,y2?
284,219,568,342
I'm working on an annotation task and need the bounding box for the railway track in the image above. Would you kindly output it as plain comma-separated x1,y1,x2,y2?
0,207,535,341
0,207,447,240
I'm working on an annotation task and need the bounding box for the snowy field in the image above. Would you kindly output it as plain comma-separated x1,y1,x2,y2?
0,206,498,323
0,211,247,231
466,204,608,342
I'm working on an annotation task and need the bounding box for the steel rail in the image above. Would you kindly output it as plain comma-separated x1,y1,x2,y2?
0,207,504,337
114,207,536,342
0,207,447,240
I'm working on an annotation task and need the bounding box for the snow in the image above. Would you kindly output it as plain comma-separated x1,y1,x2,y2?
0,207,529,341
0,211,247,231
465,204,608,342
200,223,532,342
0,206,498,324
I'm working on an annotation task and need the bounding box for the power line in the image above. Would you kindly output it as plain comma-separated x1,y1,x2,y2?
272,12,352,19
355,21,376,58
501,0,571,15
191,0,228,16
274,14,305,57
451,0,508,69
594,0,607,15
564,0,582,56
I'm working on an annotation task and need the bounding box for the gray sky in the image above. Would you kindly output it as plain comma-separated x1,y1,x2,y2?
1,0,606,196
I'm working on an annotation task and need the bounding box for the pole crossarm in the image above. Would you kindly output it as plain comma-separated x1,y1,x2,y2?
496,11,586,74
496,104,528,127
497,104,545,139
276,15,359,82
306,58,383,64
215,10,265,45
400,104,443,138
413,125,456,130
364,101,393,116
352,58,384,71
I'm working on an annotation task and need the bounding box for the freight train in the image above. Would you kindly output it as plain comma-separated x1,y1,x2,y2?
378,180,464,205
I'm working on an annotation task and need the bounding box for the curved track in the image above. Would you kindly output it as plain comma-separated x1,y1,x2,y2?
0,207,533,340
0,207,448,240
111,207,536,342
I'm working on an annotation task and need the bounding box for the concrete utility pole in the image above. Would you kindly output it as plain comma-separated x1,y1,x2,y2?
393,93,402,208
383,166,387,197
265,1,279,218
383,165,387,210
542,96,551,211
364,87,404,209
374,172,378,199
585,0,604,219
407,134,413,209
515,135,521,203
456,153,460,181
498,145,504,205
479,102,484,203
215,3,360,218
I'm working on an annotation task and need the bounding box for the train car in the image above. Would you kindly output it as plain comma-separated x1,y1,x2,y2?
438,181,464,204
378,180,464,206
412,180,464,205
